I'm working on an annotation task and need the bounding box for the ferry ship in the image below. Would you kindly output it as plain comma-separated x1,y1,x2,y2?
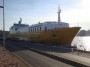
9,7,81,45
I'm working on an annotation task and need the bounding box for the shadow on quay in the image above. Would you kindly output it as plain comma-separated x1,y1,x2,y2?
0,39,73,53
0,40,26,52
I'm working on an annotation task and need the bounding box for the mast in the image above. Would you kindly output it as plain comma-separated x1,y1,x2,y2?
0,0,5,50
58,5,61,23
19,17,22,24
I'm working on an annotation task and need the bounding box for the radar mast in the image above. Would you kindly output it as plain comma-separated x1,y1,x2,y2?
58,4,61,23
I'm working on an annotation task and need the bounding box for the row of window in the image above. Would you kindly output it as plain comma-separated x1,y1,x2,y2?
29,27,42,32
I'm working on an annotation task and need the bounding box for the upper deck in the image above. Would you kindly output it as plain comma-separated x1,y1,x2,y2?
10,21,69,34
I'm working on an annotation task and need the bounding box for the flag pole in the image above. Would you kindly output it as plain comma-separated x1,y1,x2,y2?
0,0,5,50
3,0,5,51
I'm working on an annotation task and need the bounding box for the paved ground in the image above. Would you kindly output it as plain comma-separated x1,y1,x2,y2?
14,50,73,67
46,51,90,66
1,39,90,67
8,39,90,66
0,45,29,67
4,40,73,67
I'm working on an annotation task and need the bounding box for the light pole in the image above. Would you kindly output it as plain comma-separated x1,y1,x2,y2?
0,0,5,51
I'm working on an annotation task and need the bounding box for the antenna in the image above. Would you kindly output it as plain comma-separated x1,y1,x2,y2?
58,3,61,23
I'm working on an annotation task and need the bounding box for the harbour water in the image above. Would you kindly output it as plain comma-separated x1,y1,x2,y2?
71,36,90,51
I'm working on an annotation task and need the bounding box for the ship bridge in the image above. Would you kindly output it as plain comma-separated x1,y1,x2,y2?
28,21,69,32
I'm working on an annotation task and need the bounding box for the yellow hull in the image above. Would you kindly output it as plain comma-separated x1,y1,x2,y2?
29,27,80,45
10,27,80,45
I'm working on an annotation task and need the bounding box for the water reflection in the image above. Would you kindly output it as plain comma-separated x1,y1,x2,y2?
71,36,90,51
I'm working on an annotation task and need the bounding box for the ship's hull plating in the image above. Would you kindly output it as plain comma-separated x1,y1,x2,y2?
10,27,80,45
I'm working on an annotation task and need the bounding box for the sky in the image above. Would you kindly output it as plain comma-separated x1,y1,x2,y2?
0,0,90,31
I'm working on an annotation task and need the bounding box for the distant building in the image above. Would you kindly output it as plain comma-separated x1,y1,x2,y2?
78,30,90,36
78,30,85,36
85,30,90,36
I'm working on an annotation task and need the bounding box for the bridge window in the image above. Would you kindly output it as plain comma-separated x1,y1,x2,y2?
33,28,34,32
15,28,18,31
30,28,31,32
35,28,36,31
45,27,47,31
29,29,30,32
40,27,41,31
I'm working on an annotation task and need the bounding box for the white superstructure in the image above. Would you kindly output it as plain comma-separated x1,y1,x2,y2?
10,20,69,34
10,18,29,34
10,7,69,34
29,21,69,32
